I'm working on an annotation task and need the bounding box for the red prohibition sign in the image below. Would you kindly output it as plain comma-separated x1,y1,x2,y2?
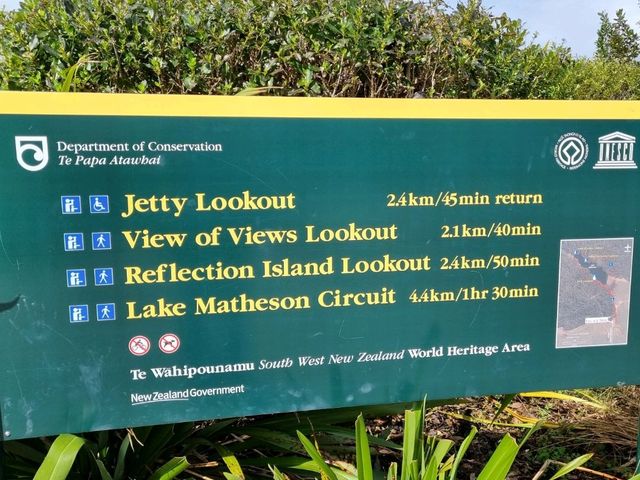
159,333,180,354
129,335,151,356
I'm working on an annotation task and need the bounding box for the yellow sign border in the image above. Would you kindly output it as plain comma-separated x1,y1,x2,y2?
1,91,640,119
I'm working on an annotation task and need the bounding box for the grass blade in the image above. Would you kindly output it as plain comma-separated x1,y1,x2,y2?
388,462,398,480
519,391,606,409
245,456,355,480
423,439,453,480
235,86,283,96
355,414,373,480
319,426,402,450
95,459,114,480
114,434,131,480
215,444,245,479
448,426,477,480
236,428,306,454
491,394,516,425
130,424,175,475
548,453,593,480
475,434,519,480
149,456,190,480
34,434,86,480
223,474,244,480
3,440,46,463
517,421,543,448
401,407,423,480
297,431,339,480
445,411,540,429
270,465,289,480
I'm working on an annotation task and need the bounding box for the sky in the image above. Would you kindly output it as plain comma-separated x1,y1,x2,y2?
1,0,640,57
488,0,640,57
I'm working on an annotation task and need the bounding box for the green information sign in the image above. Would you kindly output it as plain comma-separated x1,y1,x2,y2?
1,92,639,440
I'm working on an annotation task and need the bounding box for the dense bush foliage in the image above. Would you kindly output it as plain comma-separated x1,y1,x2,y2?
3,0,640,99
561,58,640,99
0,0,610,98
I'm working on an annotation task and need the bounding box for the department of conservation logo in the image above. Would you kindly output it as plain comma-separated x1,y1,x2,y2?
15,136,49,172
554,132,589,170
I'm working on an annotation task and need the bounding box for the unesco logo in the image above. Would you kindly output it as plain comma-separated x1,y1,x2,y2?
554,132,589,170
15,136,49,172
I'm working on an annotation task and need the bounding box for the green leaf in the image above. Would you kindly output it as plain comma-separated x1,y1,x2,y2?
491,394,516,425
236,427,306,454
95,459,114,480
130,424,175,474
355,414,373,480
3,440,46,463
223,473,244,480
519,391,605,410
58,55,92,93
401,406,424,480
448,427,477,480
270,465,289,480
215,444,245,479
59,63,79,92
198,418,236,438
34,434,86,480
149,456,190,480
548,453,593,480
296,431,339,480
113,434,131,480
476,434,519,480
235,86,282,95
517,420,543,448
246,456,355,480
387,462,398,480
317,426,401,450
423,439,453,480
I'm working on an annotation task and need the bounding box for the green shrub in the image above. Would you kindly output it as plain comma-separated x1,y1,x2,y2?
0,0,582,98
558,58,640,100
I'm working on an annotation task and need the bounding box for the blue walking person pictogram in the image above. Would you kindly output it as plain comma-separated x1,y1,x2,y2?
94,268,114,286
92,232,112,250
96,303,116,321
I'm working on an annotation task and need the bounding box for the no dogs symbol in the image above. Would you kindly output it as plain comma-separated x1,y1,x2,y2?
159,333,180,354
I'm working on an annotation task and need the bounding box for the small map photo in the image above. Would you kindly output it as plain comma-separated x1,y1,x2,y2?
556,238,634,348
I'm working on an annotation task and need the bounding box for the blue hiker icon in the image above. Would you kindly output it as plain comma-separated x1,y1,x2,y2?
94,268,114,286
92,232,112,250
61,195,81,214
89,195,110,214
96,303,116,321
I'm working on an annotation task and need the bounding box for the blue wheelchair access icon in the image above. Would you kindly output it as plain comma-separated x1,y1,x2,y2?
89,195,110,214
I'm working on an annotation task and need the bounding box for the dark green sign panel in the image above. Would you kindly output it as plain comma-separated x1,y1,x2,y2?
1,93,639,439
